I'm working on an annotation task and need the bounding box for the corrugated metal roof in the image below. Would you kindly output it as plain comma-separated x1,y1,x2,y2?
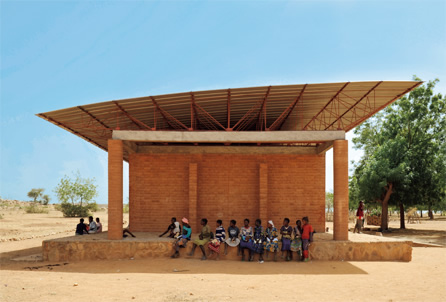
37,81,421,155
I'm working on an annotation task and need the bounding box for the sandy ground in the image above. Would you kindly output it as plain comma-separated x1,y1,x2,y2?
1,200,446,301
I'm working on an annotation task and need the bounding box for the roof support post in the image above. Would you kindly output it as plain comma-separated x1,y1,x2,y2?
108,139,123,240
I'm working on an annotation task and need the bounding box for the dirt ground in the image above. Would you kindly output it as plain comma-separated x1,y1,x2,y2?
1,200,446,302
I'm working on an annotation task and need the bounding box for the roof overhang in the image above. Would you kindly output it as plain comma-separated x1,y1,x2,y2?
37,81,422,160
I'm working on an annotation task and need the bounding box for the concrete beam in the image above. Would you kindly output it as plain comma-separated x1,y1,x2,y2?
112,130,345,144
137,145,318,155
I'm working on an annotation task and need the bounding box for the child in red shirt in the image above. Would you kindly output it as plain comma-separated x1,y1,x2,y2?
301,216,314,262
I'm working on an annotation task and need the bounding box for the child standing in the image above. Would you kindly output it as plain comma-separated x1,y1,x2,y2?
301,216,314,262
280,218,293,261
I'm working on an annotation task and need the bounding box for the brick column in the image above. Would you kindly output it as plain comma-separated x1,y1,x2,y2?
189,163,198,232
108,139,123,240
259,163,268,224
333,140,349,240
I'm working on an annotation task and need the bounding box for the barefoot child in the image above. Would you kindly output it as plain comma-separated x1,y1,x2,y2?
301,216,314,262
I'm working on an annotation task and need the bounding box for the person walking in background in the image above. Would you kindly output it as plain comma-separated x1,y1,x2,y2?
301,216,314,262
239,218,253,261
224,219,240,255
171,217,192,258
353,201,365,233
280,218,293,261
263,220,279,261
188,218,211,260
208,219,226,259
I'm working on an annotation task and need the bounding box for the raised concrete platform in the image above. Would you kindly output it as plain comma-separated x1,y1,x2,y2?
43,232,412,262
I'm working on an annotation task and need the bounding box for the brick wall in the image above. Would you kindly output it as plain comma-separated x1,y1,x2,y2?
129,152,325,233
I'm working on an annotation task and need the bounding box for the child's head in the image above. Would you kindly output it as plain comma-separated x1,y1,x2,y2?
201,218,208,226
216,219,222,227
255,219,261,227
302,216,309,225
283,218,290,226
244,218,250,227
296,219,301,227
80,218,84,223
181,217,189,226
230,219,236,227
89,216,93,222
96,217,100,223
171,217,177,223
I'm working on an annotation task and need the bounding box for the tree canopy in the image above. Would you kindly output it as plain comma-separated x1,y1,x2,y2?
350,77,446,230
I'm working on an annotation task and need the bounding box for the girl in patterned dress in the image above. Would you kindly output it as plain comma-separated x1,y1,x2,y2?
263,220,279,261
239,218,253,261
280,217,293,261
208,220,226,259
290,219,303,261
251,219,265,263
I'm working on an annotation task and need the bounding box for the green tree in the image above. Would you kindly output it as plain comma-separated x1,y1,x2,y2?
325,191,334,214
352,77,446,230
53,171,98,217
27,188,44,203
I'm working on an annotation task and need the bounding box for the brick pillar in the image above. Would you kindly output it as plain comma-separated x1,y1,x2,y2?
259,163,268,224
189,163,198,232
333,140,349,241
108,139,123,240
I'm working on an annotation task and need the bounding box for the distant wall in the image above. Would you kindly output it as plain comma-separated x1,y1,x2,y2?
128,152,325,232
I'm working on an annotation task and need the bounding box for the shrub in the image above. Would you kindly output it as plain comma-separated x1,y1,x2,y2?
87,202,99,212
60,202,90,217
25,203,49,214
123,204,129,213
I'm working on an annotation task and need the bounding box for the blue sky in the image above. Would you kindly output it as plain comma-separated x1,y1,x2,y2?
1,0,445,203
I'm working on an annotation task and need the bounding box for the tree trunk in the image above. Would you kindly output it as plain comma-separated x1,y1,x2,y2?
428,205,434,220
399,201,405,229
420,210,423,218
380,182,393,231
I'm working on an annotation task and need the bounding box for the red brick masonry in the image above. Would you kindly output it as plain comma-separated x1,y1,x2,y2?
129,153,326,233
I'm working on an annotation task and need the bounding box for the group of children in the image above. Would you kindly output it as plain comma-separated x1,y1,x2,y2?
164,216,314,262
75,216,102,235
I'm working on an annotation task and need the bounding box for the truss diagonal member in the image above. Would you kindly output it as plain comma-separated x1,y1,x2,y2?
268,84,307,131
232,99,264,131
303,82,350,130
192,99,226,131
150,97,189,130
325,81,383,130
113,101,152,130
78,106,110,130
257,86,272,131
345,81,422,131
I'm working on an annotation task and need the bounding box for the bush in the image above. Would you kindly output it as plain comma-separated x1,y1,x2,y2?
53,203,62,211
25,203,49,214
87,202,99,212
123,204,129,213
60,202,90,217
